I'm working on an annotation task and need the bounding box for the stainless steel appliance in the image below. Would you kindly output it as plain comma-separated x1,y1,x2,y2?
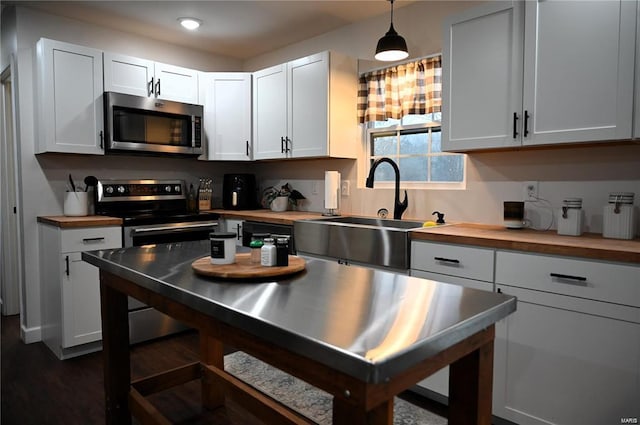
104,92,203,156
242,221,295,254
95,179,219,343
222,173,257,210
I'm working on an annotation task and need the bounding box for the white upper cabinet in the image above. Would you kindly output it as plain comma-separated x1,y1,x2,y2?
442,2,524,151
104,52,200,104
36,38,105,155
443,0,636,151
253,51,358,160
201,72,252,161
253,63,288,160
522,0,635,146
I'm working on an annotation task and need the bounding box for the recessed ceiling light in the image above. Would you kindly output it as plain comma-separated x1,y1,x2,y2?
178,18,201,31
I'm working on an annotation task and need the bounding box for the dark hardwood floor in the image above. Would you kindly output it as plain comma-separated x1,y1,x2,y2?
1,314,448,425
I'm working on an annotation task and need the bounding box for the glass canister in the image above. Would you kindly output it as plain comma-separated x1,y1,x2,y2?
557,198,583,236
603,192,636,240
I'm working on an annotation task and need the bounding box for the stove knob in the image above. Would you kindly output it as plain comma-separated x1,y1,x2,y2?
165,185,172,193
117,185,126,194
105,186,114,194
174,185,181,193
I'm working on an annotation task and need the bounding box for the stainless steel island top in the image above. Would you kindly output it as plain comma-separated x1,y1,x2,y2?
83,240,515,385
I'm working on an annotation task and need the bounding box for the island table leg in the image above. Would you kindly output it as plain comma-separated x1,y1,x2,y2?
100,273,132,425
200,332,225,410
448,335,494,425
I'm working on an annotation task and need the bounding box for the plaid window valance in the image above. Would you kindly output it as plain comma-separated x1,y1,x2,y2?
357,56,442,124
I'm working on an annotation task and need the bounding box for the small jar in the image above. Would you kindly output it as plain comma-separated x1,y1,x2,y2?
275,237,289,266
249,239,264,263
557,198,583,236
210,232,236,265
260,238,277,266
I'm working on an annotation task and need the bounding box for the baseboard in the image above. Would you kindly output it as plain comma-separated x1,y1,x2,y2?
21,323,42,344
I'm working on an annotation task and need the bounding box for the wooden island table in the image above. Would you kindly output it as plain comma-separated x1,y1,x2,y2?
82,240,516,425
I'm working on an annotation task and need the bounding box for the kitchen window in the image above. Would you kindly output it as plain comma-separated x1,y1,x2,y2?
366,114,465,189
359,56,465,189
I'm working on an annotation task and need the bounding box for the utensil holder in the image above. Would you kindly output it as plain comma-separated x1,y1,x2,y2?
63,191,88,216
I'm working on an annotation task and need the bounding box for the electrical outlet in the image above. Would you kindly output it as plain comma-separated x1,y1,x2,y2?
311,181,318,195
341,181,350,197
523,181,538,201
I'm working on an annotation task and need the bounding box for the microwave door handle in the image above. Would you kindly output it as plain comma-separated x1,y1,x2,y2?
148,77,154,97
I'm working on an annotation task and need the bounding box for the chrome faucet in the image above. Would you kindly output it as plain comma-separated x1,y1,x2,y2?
365,157,408,220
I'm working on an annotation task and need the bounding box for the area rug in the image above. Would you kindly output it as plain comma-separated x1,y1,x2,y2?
224,351,447,425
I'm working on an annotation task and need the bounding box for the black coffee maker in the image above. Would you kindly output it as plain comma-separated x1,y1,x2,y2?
222,174,257,210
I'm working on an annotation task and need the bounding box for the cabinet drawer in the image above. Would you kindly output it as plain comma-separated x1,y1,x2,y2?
61,226,121,253
496,251,640,308
410,241,494,282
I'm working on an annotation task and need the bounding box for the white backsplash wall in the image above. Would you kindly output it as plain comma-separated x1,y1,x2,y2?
253,144,640,234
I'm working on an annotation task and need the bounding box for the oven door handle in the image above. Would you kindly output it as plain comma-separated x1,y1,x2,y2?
130,222,218,236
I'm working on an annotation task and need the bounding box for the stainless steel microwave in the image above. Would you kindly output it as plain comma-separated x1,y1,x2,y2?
104,92,203,156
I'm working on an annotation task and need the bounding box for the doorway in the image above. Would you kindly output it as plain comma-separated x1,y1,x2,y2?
1,63,22,316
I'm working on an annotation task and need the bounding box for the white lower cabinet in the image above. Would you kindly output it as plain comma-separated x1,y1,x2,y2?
40,224,122,359
494,251,640,425
410,241,495,399
410,240,640,425
222,219,244,246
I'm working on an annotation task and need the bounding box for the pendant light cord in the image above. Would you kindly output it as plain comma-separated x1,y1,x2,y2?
390,0,395,26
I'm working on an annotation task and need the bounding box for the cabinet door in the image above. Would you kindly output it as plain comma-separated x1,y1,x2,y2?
253,64,287,160
522,0,635,146
36,38,104,155
103,52,154,97
442,2,524,151
288,52,328,158
494,284,640,425
154,62,199,104
224,219,244,246
61,252,102,347
203,73,252,161
410,270,494,398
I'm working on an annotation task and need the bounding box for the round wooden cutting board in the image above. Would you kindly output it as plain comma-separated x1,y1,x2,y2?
192,253,306,279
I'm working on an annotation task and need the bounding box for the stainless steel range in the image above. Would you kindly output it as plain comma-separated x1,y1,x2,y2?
95,179,219,343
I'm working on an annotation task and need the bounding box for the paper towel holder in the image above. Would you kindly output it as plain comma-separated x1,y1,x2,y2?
323,171,341,216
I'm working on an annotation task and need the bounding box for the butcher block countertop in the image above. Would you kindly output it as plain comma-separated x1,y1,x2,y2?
411,223,640,264
37,215,123,228
209,209,325,225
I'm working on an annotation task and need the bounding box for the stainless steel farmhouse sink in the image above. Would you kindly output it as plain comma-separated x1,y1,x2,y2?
294,216,425,271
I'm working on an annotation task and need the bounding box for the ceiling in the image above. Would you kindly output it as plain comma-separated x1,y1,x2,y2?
9,1,418,60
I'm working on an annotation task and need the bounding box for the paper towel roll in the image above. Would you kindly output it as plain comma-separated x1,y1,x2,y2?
324,171,341,210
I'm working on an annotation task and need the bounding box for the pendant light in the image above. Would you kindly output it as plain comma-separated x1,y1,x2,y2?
375,0,409,61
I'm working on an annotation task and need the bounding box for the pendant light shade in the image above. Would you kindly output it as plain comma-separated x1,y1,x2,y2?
375,0,409,61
